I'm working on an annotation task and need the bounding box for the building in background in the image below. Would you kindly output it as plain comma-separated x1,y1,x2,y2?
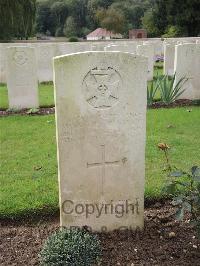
129,29,147,39
87,28,122,41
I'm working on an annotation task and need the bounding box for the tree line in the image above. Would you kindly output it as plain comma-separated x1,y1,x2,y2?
0,0,199,40
0,0,36,40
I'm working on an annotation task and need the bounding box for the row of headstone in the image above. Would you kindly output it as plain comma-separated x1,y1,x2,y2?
3,40,200,109
163,38,197,76
0,40,164,84
163,42,200,100
136,43,154,81
174,43,200,100
6,46,38,109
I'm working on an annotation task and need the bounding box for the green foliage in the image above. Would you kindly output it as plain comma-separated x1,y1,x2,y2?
6,108,21,113
1,0,199,39
35,1,57,36
0,0,36,40
63,16,78,37
159,143,200,237
159,74,188,105
34,0,151,38
163,166,200,237
142,10,159,37
147,77,160,106
68,36,79,42
192,99,200,106
150,0,200,37
26,108,39,114
40,227,102,266
95,7,127,34
162,25,182,38
55,27,63,37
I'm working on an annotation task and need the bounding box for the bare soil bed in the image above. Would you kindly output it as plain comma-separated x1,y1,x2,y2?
0,99,199,117
0,202,199,266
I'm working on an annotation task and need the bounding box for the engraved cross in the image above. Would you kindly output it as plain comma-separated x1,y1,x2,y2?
87,145,120,195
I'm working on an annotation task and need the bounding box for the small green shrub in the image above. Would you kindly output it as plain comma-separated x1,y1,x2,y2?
39,227,102,266
192,99,200,106
163,166,200,237
26,108,39,114
6,108,20,113
68,36,79,42
158,143,200,237
162,25,182,38
159,73,188,104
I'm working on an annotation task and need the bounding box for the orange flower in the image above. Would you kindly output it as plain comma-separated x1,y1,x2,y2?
158,143,170,150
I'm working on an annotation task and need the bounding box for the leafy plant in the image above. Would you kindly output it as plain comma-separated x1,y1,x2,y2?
164,166,200,236
6,108,20,113
159,73,188,104
147,76,160,106
39,227,102,266
26,108,39,114
192,99,200,106
158,143,200,237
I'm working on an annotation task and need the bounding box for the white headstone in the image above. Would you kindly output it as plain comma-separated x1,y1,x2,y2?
54,51,147,231
36,44,57,82
105,43,136,53
137,44,154,80
174,44,200,100
0,44,7,83
6,46,38,109
164,44,175,76
58,43,91,55
91,42,108,51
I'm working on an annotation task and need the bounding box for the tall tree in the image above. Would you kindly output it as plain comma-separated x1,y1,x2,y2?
0,0,36,40
96,7,127,34
35,0,56,35
63,16,78,37
151,0,200,36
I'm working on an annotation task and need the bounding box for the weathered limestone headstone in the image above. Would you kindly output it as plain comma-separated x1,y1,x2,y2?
6,46,38,109
105,43,137,53
137,44,154,80
174,43,200,100
54,51,147,231
58,43,91,56
0,44,7,83
164,44,175,76
36,44,57,82
91,42,109,51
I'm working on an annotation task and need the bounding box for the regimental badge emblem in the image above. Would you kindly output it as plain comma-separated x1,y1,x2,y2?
83,67,121,109
13,51,28,65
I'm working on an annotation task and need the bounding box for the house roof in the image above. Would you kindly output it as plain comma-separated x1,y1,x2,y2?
87,28,122,38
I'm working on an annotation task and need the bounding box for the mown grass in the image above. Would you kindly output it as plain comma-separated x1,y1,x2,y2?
0,107,200,219
0,83,54,110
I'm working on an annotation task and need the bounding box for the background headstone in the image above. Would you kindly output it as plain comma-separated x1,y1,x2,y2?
174,43,200,100
6,46,38,109
137,44,154,80
164,44,175,76
54,51,147,231
36,44,57,82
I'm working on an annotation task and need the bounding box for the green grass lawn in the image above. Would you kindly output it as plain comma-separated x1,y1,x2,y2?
0,83,54,110
1,107,200,219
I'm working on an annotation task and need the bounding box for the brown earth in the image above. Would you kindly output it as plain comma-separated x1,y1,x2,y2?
0,202,199,266
0,99,199,117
